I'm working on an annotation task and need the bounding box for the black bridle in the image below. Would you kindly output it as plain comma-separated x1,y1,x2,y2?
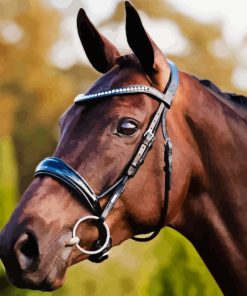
34,59,179,263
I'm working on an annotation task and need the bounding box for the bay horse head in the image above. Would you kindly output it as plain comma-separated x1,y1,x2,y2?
1,2,247,294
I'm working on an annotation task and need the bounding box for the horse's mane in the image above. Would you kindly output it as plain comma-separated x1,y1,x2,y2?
116,54,143,71
199,79,247,109
193,77,247,122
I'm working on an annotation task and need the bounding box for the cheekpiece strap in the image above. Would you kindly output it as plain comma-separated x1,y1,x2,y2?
127,103,165,177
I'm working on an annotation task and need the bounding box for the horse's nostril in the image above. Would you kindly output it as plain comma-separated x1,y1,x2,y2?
14,232,39,271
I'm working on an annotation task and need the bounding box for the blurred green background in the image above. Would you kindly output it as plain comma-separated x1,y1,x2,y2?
0,0,246,295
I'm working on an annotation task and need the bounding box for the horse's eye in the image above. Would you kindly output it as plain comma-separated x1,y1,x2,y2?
117,119,138,136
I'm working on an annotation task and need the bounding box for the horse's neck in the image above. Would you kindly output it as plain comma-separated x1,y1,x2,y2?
171,74,247,295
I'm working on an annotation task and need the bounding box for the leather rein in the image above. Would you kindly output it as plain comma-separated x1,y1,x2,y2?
34,60,179,263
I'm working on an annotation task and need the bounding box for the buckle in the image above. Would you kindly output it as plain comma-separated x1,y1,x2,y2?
143,130,155,147
164,138,172,190
89,237,112,263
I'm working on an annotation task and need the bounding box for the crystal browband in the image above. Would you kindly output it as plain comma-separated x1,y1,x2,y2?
74,60,178,108
74,84,174,108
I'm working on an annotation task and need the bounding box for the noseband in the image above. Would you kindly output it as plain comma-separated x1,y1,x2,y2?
35,60,179,263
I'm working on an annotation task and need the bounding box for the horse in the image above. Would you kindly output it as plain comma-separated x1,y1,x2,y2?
0,2,246,294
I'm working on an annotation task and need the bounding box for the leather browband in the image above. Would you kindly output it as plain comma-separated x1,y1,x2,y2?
74,60,178,108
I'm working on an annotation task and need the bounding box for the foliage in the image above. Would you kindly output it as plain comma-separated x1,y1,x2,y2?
146,229,222,296
0,136,18,229
0,0,246,295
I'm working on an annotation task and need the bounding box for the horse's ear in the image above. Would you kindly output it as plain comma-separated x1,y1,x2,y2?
77,8,120,73
125,1,169,89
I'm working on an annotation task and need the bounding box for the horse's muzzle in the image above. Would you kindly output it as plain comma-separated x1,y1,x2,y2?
0,224,70,291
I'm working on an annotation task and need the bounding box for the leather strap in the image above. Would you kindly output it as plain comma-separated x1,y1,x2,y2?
127,103,165,177
35,157,102,215
74,60,178,109
75,85,171,107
